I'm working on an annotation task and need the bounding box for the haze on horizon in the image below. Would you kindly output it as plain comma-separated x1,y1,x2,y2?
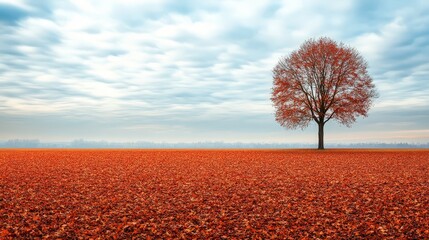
0,0,428,144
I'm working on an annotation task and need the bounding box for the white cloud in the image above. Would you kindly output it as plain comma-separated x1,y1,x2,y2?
0,0,32,10
353,17,407,64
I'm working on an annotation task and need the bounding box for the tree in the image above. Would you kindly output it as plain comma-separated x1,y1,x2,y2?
271,37,378,149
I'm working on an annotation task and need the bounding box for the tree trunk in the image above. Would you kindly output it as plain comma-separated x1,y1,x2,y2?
318,122,324,150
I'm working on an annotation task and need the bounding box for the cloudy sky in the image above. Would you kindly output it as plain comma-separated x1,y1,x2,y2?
0,0,428,144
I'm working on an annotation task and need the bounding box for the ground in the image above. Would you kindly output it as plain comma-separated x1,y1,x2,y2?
1,149,428,238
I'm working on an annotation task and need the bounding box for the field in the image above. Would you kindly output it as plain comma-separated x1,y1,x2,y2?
1,149,428,238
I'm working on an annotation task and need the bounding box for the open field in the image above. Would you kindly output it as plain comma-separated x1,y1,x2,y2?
1,149,428,238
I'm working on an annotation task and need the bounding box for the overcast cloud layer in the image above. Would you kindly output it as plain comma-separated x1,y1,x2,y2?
0,0,428,143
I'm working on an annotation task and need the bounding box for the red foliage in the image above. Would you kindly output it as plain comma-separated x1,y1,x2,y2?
1,149,428,238
272,37,377,128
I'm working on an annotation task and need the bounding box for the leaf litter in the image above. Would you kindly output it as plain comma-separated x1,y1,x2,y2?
0,149,428,238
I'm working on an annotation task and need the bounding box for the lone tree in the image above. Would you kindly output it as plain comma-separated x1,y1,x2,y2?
271,37,377,149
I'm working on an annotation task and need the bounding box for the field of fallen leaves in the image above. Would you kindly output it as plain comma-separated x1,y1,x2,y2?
1,149,428,239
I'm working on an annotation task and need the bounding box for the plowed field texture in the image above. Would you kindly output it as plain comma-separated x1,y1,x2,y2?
1,149,429,239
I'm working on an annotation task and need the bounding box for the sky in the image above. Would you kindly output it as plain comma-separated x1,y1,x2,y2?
0,0,428,144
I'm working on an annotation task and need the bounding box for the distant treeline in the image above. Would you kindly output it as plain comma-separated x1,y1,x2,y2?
0,139,428,149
